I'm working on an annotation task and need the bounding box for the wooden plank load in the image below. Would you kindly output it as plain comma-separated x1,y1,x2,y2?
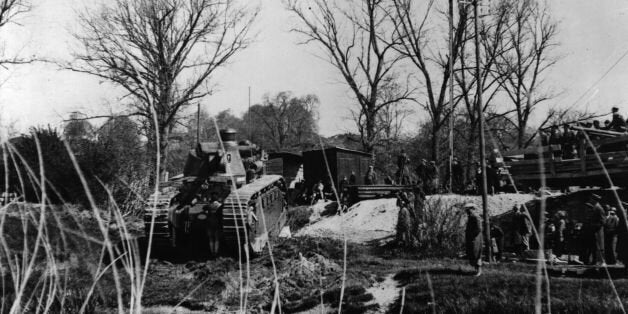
347,184,413,203
503,126,628,189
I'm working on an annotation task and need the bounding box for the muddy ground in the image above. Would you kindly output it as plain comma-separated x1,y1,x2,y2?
2,192,628,313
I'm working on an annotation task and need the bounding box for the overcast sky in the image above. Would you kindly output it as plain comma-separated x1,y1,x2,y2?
1,0,628,136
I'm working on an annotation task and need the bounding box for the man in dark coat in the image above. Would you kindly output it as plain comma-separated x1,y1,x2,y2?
349,172,357,185
513,204,531,256
561,124,576,159
465,203,483,276
604,207,619,265
364,166,377,185
397,150,409,183
586,193,606,265
608,107,627,132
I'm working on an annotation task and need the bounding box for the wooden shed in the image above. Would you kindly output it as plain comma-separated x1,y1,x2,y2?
266,152,303,186
302,146,373,188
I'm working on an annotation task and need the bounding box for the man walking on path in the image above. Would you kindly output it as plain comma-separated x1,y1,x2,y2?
465,203,483,276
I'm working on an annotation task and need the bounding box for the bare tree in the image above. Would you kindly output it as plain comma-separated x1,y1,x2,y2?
69,0,258,175
286,0,411,153
248,92,319,151
389,0,470,165
492,0,559,148
0,0,32,67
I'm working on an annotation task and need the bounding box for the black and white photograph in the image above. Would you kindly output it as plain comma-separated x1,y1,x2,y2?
1,0,628,313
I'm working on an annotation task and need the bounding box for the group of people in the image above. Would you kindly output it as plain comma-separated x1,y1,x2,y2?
541,107,628,160
568,194,620,265
464,192,622,276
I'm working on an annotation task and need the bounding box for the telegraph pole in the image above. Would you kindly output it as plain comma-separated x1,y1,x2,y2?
473,0,491,262
196,102,200,144
448,0,455,194
248,86,252,140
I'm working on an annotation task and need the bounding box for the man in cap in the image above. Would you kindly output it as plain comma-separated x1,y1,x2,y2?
607,107,626,132
586,193,606,265
604,207,619,265
465,203,483,276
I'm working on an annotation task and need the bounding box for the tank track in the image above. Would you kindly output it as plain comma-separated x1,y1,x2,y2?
221,175,286,254
143,192,175,241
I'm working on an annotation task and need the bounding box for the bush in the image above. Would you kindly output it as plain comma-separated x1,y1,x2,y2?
415,196,465,257
286,206,313,232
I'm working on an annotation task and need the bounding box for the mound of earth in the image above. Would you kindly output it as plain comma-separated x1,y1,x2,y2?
426,193,537,216
296,198,398,243
295,193,536,243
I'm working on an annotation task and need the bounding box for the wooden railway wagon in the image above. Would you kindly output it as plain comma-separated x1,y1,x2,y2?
504,127,628,190
302,146,373,190
266,151,303,186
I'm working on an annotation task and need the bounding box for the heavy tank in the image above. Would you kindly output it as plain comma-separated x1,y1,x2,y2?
143,129,286,256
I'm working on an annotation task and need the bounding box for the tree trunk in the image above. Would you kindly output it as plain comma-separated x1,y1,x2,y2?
159,126,170,181
364,111,376,154
517,124,526,148
464,119,478,187
430,125,440,163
